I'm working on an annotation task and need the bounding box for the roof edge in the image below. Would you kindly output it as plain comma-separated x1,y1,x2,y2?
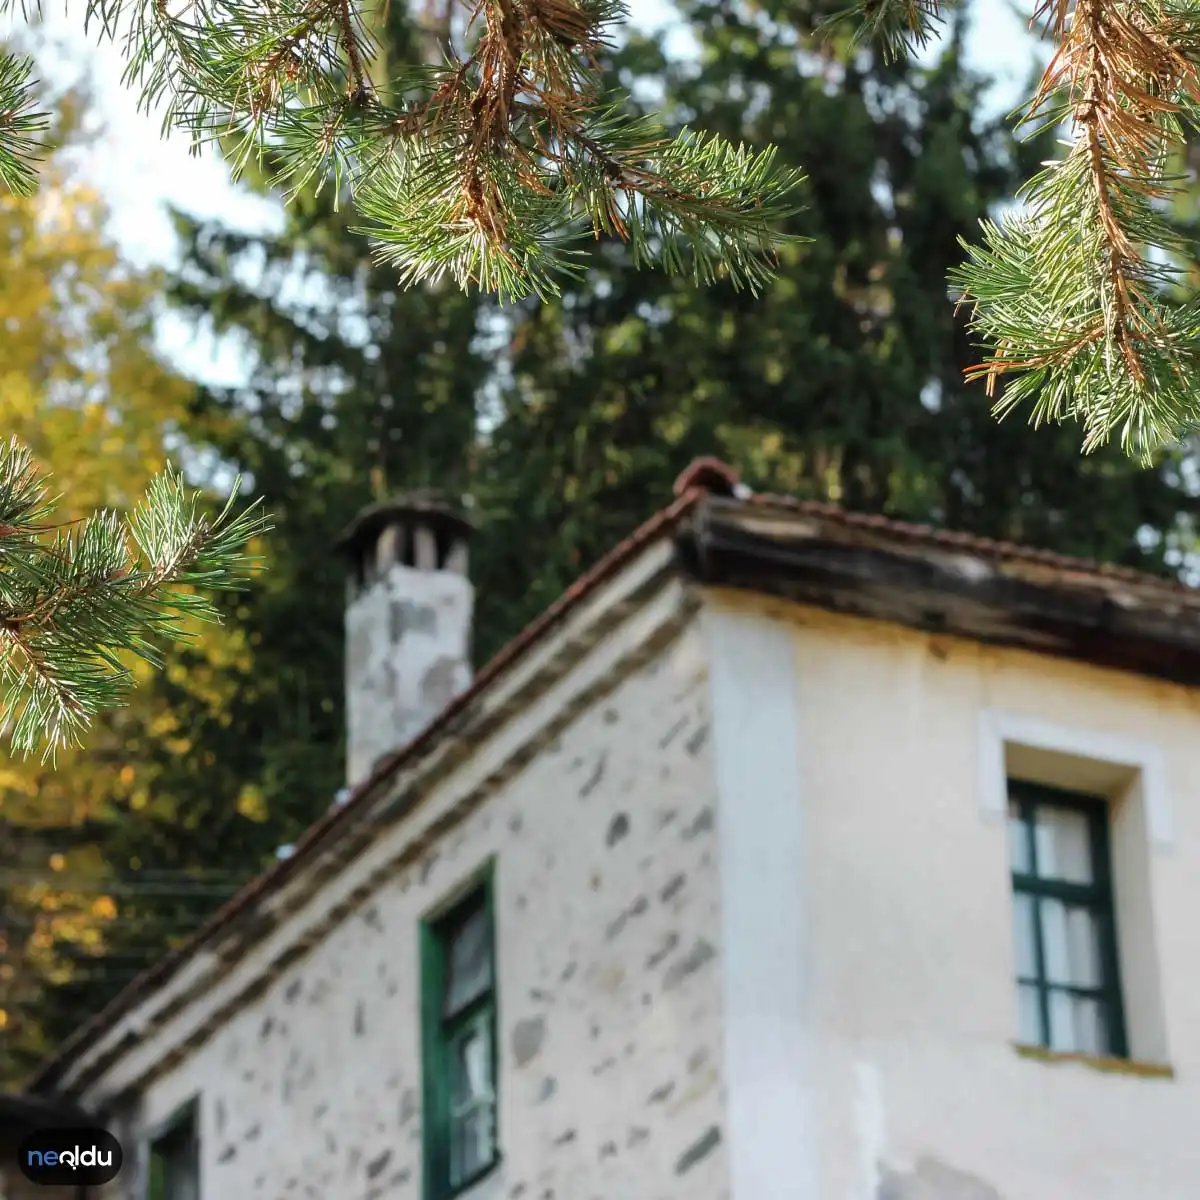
684,496,1200,686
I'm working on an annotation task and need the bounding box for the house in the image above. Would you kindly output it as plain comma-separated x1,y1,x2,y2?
5,457,1200,1200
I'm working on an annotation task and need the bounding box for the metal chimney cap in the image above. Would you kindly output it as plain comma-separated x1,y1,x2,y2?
332,490,475,560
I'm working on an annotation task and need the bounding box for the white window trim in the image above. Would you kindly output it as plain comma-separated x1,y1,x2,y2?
977,708,1173,851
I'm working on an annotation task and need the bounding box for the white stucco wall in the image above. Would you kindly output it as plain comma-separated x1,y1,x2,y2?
92,617,726,1200
706,592,1200,1200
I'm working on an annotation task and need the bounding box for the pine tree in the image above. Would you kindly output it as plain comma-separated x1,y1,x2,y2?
3,0,803,295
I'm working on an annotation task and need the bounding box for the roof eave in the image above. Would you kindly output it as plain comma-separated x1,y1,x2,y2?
680,496,1200,687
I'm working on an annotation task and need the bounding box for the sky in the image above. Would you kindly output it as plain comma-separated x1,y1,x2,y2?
5,0,1040,381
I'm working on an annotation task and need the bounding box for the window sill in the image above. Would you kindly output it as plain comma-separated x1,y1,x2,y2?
1013,1042,1174,1080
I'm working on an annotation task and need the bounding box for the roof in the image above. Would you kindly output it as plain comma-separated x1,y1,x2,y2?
27,458,1200,1095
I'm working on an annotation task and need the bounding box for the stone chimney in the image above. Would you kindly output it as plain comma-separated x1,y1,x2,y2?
334,490,474,788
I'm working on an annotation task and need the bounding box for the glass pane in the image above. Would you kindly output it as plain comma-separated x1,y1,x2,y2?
1039,900,1101,988
1047,988,1075,1051
444,903,492,1017
173,1166,200,1200
151,1128,198,1200
1033,807,1093,883
1017,983,1042,1045
1007,802,1031,874
1011,892,1037,978
451,1023,492,1107
1047,989,1107,1056
449,1103,494,1187
1072,995,1107,1057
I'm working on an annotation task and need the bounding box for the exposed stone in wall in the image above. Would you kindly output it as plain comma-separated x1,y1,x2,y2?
103,622,725,1200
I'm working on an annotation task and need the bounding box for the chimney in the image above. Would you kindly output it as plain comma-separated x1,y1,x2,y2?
334,490,475,788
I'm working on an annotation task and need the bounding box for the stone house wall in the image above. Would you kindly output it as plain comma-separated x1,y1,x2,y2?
97,618,726,1200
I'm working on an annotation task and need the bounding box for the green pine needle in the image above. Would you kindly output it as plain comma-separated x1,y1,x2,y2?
0,438,271,761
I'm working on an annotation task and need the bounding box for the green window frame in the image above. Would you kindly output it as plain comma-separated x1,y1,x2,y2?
421,871,499,1200
146,1098,200,1200
1007,780,1127,1059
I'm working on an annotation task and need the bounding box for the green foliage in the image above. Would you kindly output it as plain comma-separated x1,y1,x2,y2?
952,167,1200,459
0,131,271,1085
0,52,48,195
0,440,268,758
823,0,943,60
358,114,805,300
948,0,1200,454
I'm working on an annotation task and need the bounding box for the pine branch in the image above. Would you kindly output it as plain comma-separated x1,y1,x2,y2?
0,0,804,298
820,0,943,61
0,53,50,196
951,0,1200,456
0,438,270,761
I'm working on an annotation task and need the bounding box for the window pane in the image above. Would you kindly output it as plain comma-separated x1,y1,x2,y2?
1047,988,1075,1051
1011,892,1037,978
450,1103,495,1188
451,1023,493,1108
449,1020,495,1186
1017,983,1042,1045
444,903,492,1017
1047,989,1107,1056
1007,802,1031,873
168,1162,200,1200
1039,899,1101,988
1072,995,1107,1057
148,1153,166,1200
1033,807,1093,883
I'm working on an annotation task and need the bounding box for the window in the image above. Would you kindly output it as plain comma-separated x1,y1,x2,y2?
1007,781,1127,1058
147,1101,200,1200
421,876,498,1200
